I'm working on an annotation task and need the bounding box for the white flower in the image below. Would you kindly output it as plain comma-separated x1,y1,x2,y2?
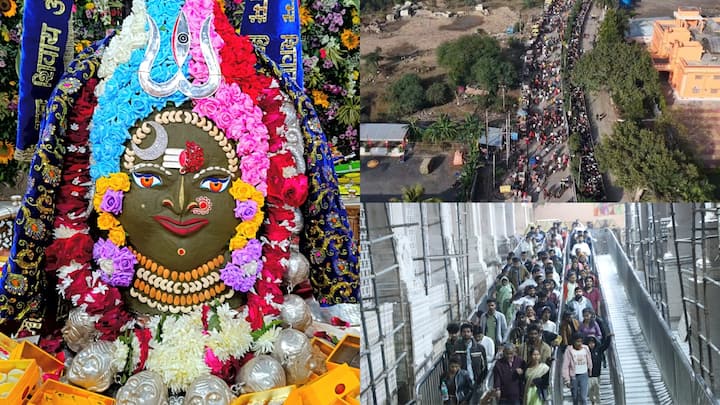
97,259,115,278
282,166,298,178
241,261,259,277
252,326,281,354
207,308,253,361
146,313,209,393
96,0,148,96
111,340,129,372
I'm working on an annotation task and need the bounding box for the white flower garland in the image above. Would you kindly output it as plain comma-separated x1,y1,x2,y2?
95,0,149,97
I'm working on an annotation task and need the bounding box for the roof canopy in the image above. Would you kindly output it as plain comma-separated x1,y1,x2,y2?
360,123,408,142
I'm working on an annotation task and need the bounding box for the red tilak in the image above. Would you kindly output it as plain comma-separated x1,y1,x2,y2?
179,141,204,174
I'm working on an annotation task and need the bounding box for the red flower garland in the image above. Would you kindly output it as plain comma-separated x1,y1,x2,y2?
47,78,134,340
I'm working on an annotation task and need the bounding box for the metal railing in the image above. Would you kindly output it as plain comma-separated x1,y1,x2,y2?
593,230,625,405
600,228,717,405
413,352,447,404
549,226,572,403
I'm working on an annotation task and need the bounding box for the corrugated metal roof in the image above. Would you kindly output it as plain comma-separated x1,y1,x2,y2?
703,36,720,53
360,123,408,142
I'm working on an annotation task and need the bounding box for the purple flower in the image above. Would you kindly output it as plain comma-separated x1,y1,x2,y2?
233,200,258,221
231,239,263,265
109,267,134,287
107,247,137,287
112,247,137,275
220,263,258,292
93,238,119,261
100,189,124,215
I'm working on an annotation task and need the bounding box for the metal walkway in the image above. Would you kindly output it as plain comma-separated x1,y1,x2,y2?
593,254,673,404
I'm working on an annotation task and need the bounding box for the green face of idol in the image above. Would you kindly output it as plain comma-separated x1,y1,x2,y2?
118,113,237,273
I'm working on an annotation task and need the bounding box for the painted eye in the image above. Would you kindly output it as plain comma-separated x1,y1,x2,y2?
132,173,163,188
200,176,230,193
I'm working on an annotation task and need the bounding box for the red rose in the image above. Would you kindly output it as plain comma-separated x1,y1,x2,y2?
265,223,292,242
263,246,287,272
267,207,295,224
281,175,308,207
45,233,94,271
261,266,284,285
245,298,264,329
96,306,133,340
320,49,327,59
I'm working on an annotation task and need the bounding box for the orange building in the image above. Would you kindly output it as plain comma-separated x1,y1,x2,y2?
648,7,720,100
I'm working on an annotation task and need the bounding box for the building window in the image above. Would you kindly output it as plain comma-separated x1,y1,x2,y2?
695,75,703,80
711,89,719,94
714,75,720,81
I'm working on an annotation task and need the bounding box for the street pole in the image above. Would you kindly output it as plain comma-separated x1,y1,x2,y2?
493,153,496,191
506,112,510,163
485,110,489,160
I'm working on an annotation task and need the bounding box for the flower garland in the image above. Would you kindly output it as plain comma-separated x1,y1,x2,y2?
112,304,282,393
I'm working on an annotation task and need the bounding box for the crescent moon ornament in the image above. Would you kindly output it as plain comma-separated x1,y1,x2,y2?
132,121,168,161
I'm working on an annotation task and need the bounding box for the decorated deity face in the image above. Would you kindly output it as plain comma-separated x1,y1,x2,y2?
67,341,117,392
119,107,237,272
116,107,248,315
116,370,169,405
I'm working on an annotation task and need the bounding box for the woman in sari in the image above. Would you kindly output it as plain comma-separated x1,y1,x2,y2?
497,276,515,323
525,348,550,405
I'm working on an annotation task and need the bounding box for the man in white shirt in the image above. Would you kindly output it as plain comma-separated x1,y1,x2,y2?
473,325,496,364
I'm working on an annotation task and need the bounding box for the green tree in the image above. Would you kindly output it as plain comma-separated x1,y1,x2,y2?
597,9,629,45
460,113,482,143
425,81,452,106
390,184,443,202
424,114,458,142
405,119,424,141
362,48,382,71
437,35,501,86
572,14,661,121
388,74,425,116
596,121,713,201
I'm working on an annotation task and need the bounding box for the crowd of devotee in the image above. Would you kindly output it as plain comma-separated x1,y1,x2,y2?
564,0,605,200
509,0,604,202
440,221,613,405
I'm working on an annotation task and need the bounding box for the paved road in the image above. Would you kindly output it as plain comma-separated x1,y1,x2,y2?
579,5,626,202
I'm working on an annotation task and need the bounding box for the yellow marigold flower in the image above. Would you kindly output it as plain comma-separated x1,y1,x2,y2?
97,212,119,230
299,6,313,26
249,192,264,209
352,70,359,81
352,9,360,25
0,141,14,164
108,225,126,246
235,220,260,240
93,193,103,212
229,179,255,201
311,90,330,109
107,172,130,191
1,30,9,43
340,29,359,50
229,235,248,251
85,2,95,10
2,0,17,18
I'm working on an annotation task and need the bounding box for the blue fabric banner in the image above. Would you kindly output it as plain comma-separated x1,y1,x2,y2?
240,0,303,88
15,0,73,160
